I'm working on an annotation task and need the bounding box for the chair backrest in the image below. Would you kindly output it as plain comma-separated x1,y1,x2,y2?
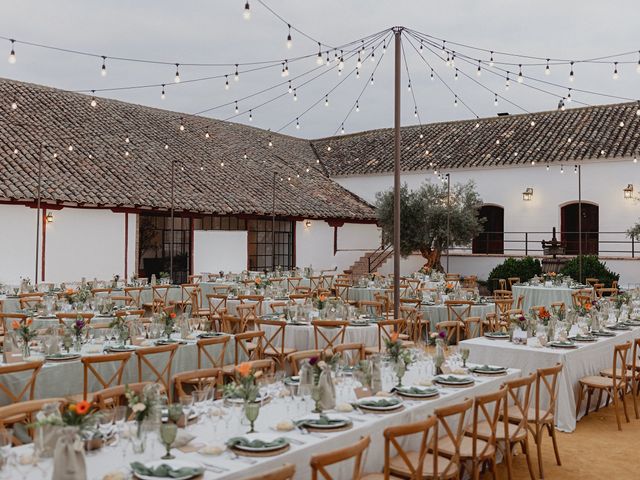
152,285,171,304
596,287,618,298
256,319,288,355
287,277,302,291
435,321,463,345
222,315,247,334
535,363,563,424
270,302,289,314
179,283,197,302
56,312,95,326
504,373,535,441
445,300,473,323
173,367,222,400
374,294,391,314
334,283,350,301
0,361,44,404
572,292,591,308
236,303,258,326
585,277,599,286
507,277,520,290
464,316,483,338
0,313,29,333
0,397,67,445
358,301,384,317
483,312,500,332
19,295,42,310
308,276,323,292
469,388,506,459
124,287,144,307
239,295,264,316
493,290,513,300
611,342,632,390
287,349,323,375
377,319,403,351
93,381,162,410
310,435,371,480
632,337,640,373
135,344,179,399
81,352,132,400
445,273,461,282
383,416,438,479
433,398,473,478
494,298,514,319
332,343,365,365
212,285,231,294
241,463,296,480
197,335,230,369
91,287,113,296
187,275,202,284
312,320,348,352
242,358,276,377
234,330,265,364
498,279,507,290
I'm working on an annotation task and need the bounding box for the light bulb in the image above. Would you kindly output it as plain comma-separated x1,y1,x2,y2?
205,132,210,138
13,148,17,154
530,121,536,126
286,25,292,49
296,118,300,130
476,61,481,76
407,82,411,91
325,95,329,107
430,69,434,81
505,74,510,90
293,89,297,101
612,62,619,80
234,101,239,114
634,157,638,163
68,145,73,152
454,70,458,80
125,151,130,157
370,47,375,62
316,46,323,65
414,107,418,118
234,65,239,82
249,110,253,122
101,57,107,77
567,89,572,102
574,165,578,173
517,65,524,83
8,40,15,64
453,96,458,107
90,97,97,108
243,153,248,160
569,62,574,82
225,76,229,90
341,125,345,134
174,64,181,83
546,164,550,171
560,165,564,173
355,101,359,112
489,51,494,67
531,160,536,165
288,81,292,93
10,101,17,110
179,124,185,132
370,76,374,86
494,93,498,106
327,146,331,151
338,58,344,70
356,68,360,79
243,1,250,19
268,140,273,147
161,84,166,99
220,162,224,167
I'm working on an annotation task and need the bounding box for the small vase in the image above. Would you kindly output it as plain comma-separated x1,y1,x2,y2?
394,361,406,387
311,384,323,413
244,401,260,433
73,337,83,353
132,422,147,454
21,341,31,360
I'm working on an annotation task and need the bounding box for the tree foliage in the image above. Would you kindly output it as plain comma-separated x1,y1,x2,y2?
487,257,542,292
560,255,619,286
375,180,484,271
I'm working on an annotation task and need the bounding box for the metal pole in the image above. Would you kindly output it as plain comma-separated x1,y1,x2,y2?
446,173,451,273
169,158,175,282
272,171,276,271
578,165,582,283
392,27,402,320
34,142,45,285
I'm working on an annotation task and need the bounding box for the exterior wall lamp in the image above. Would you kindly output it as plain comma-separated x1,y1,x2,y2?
522,187,534,201
624,184,634,200
305,220,312,228
45,212,54,223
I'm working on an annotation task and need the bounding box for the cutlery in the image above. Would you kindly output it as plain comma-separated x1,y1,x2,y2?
226,451,257,464
202,462,230,473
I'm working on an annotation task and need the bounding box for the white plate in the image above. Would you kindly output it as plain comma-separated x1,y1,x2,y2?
470,365,508,375
357,396,403,411
434,375,475,386
226,392,270,404
395,385,439,398
230,432,289,452
296,413,350,429
133,460,203,480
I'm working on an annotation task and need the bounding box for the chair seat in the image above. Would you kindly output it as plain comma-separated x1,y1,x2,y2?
360,473,404,480
579,375,616,388
473,420,527,442
401,340,415,348
599,368,635,380
508,407,554,424
193,309,211,317
438,435,495,460
264,346,295,357
388,451,459,479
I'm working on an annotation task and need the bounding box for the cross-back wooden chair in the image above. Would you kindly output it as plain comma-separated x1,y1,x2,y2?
310,435,371,480
171,283,197,315
56,312,95,327
463,316,483,339
312,320,348,353
123,287,144,308
507,277,520,290
432,398,473,479
18,295,42,310
462,275,478,289
364,319,403,356
361,416,439,480
608,337,640,420
358,300,383,317
0,313,29,334
197,335,230,370
135,343,179,401
240,358,276,377
0,398,67,446
93,382,164,411
332,343,365,366
0,360,44,405
445,389,505,479
91,287,112,298
239,295,264,316
493,290,513,300
289,293,309,303
234,330,265,364
336,273,352,285
212,285,231,295
497,279,507,290
187,274,202,284
399,306,427,342
294,286,312,296
334,283,351,303
221,315,246,335
435,321,464,345
256,319,296,369
509,363,562,479
205,293,228,330
550,301,565,312
173,367,222,400
287,349,323,375
494,299,514,324
572,291,592,309
236,303,258,329
242,464,296,480
307,276,323,293
585,277,599,287
445,273,461,282
578,341,631,431
81,352,132,400
445,300,473,323
596,287,618,298
482,313,501,333
286,277,302,292
320,275,335,290
270,302,290,314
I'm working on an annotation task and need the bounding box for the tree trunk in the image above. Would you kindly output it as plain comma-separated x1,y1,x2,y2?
419,247,444,272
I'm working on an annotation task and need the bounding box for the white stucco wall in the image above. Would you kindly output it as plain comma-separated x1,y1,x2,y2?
0,204,38,285
193,230,248,273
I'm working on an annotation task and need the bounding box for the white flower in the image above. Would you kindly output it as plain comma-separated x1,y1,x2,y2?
131,402,146,413
317,361,327,369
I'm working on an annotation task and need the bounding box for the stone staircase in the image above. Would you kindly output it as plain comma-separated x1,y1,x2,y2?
347,246,393,279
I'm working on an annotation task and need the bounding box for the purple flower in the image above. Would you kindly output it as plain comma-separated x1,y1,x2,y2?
75,318,85,329
309,356,319,366
518,316,526,323
438,331,446,339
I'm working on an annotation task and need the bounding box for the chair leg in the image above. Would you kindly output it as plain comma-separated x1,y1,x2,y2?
504,439,514,480
490,456,499,480
522,438,536,480
633,379,639,420
585,387,593,416
575,383,584,417
620,387,630,424
548,424,561,466
535,427,545,479
594,388,602,411
612,388,622,431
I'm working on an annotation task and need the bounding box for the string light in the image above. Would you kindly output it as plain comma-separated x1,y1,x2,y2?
476,60,482,76
545,59,550,75
489,51,494,67
517,64,524,83
268,138,273,147
569,61,574,82
125,150,130,157
567,88,572,102
637,51,640,74
574,165,578,173
243,153,248,160
296,117,300,129
546,164,550,171
326,51,330,65
560,165,564,173
407,81,412,91
179,118,185,131
355,100,360,112
249,110,253,122
612,62,619,80
288,80,292,93
234,101,239,114
505,73,510,90
10,101,17,110
68,145,73,152
338,53,344,71
454,69,458,80
356,68,360,79
164,144,169,150
453,95,458,107
494,93,498,106
356,53,362,68
205,131,210,138
325,95,329,106
634,157,638,164
225,75,229,90
161,84,165,100
370,75,374,85
286,24,292,49
531,160,535,165
341,123,345,134
414,106,418,118
174,63,181,83
370,46,375,62
100,56,107,77
243,1,250,20
13,148,18,154
8,39,16,64
293,89,297,101
234,64,239,82
316,43,323,65
90,91,97,107
430,68,434,81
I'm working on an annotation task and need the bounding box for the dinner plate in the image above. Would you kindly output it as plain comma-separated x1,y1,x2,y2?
108,345,137,352
568,335,597,342
608,324,631,331
484,332,509,340
284,376,300,385
297,414,351,429
469,365,508,375
394,385,439,398
45,353,81,361
547,341,578,349
230,433,289,452
592,330,616,337
197,332,227,338
357,396,403,411
132,460,204,480
624,320,640,327
434,374,475,386
225,392,270,404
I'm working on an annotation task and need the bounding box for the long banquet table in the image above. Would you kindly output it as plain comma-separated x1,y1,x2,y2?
512,284,593,312
460,325,640,432
6,364,520,479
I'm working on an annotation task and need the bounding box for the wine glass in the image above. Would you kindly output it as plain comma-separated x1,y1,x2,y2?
0,429,12,478
159,423,177,460
460,348,470,368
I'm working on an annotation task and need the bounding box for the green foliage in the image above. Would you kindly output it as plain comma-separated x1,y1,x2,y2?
627,220,640,240
560,255,619,286
375,180,484,259
487,257,542,292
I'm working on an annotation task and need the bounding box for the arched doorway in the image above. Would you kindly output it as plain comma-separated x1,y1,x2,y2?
560,202,599,255
472,205,504,254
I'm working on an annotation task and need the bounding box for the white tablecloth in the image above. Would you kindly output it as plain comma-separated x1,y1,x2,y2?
261,323,378,351
512,285,593,312
420,303,495,332
460,326,640,432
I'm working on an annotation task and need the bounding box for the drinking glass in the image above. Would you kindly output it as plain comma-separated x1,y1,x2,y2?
0,429,12,477
460,348,470,368
159,423,178,459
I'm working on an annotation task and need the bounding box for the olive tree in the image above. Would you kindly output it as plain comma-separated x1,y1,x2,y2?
375,180,484,271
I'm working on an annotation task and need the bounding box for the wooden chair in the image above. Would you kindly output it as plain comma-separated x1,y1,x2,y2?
464,316,483,339
0,312,29,333
608,337,640,419
197,335,230,369
493,290,513,300
256,319,296,369
241,358,276,377
142,285,170,312
585,277,599,287
239,295,265,316
289,293,309,303
333,343,365,366
221,315,246,335
172,283,197,314
435,321,464,345
240,463,296,480
81,352,132,400
516,295,525,310
56,312,95,326
18,295,42,310
577,342,631,430
399,306,426,342
93,382,163,411
234,330,265,364
91,287,113,297
497,279,507,290
212,285,231,295
494,299,514,324
312,320,348,353
187,274,202,284
287,349,323,375
445,273,461,282
482,313,501,333
596,287,618,298
310,435,371,480
287,277,303,291
173,367,222,400
308,276,323,293
550,301,565,312
507,277,520,290
509,363,562,479
270,302,290,314
462,275,478,289
365,319,403,356
361,416,439,480
441,390,505,479
431,398,473,479
0,398,66,445
572,291,592,308
135,343,178,400
237,303,259,330
358,300,384,317
0,361,44,405
446,300,473,323
334,283,351,302
123,287,144,307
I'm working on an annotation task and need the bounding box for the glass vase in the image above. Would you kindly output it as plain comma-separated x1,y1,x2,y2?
311,384,322,413
394,361,406,387
244,401,260,433
131,422,147,454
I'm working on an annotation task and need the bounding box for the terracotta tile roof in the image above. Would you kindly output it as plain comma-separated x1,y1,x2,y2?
0,78,375,221
312,102,640,176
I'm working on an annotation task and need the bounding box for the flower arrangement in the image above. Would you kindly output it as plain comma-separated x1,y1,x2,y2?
125,383,162,434
444,282,455,294
614,293,631,310
384,332,414,386
536,306,551,325
224,362,261,403
575,301,593,317
551,304,566,322
69,316,87,342
65,286,92,305
418,265,433,276
12,318,37,357
108,316,130,345
253,276,270,290
429,330,447,345
35,400,98,433
314,293,328,310
161,311,177,339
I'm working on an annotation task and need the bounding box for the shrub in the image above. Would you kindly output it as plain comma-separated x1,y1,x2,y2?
560,255,619,286
486,257,542,292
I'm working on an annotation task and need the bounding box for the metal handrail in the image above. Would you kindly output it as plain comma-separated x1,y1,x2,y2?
368,244,394,272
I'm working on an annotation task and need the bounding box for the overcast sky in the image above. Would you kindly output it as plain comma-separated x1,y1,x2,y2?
2,0,639,139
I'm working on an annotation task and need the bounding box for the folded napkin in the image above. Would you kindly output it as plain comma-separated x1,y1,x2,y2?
227,437,288,449
437,375,472,383
395,386,436,395
173,431,195,448
472,365,505,372
295,414,344,427
358,398,399,408
130,462,204,478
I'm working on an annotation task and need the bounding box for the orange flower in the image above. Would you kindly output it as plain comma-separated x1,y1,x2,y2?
26,318,32,326
585,302,592,311
254,277,262,285
390,332,399,342
68,404,77,412
236,362,251,377
169,312,176,319
319,294,327,302
11,320,19,330
75,400,91,415
66,288,75,294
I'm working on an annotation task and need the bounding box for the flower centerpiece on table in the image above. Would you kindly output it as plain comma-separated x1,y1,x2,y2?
536,306,551,326
430,330,447,375
384,332,414,387
34,400,99,444
302,355,339,413
12,318,37,358
161,311,177,340
125,383,162,451
108,316,130,346
444,282,455,295
253,276,270,290
614,293,631,310
418,265,433,276
68,316,87,351
575,301,593,318
314,292,328,311
224,362,262,433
